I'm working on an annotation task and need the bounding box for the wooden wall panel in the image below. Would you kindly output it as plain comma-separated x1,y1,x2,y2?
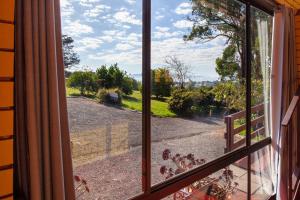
0,52,14,77
0,24,14,49
0,0,14,199
0,0,15,22
0,111,13,137
0,169,13,196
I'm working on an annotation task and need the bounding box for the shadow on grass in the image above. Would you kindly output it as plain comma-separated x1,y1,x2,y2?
123,95,140,102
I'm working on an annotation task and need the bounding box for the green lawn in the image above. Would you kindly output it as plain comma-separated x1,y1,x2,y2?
66,87,96,99
122,91,176,117
66,87,176,117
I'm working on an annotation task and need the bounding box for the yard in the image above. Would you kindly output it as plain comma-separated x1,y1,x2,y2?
66,87,176,117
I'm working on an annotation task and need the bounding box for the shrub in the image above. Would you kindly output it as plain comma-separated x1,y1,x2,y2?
168,89,194,115
121,77,134,95
97,88,109,103
67,71,97,96
97,88,122,105
152,68,173,98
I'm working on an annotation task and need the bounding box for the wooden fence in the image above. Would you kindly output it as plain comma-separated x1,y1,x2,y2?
224,103,265,152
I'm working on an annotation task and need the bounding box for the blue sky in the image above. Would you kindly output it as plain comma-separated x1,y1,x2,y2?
60,0,227,81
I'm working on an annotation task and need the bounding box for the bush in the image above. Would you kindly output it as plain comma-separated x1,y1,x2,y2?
67,71,97,96
97,88,122,105
168,89,194,115
97,88,109,103
121,77,134,95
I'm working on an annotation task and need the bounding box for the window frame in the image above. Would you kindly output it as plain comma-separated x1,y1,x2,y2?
136,0,275,199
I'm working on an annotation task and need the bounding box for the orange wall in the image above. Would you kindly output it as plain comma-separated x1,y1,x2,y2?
0,0,15,199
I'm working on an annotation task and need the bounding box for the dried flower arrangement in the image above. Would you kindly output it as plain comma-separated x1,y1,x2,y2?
160,149,239,200
74,175,90,199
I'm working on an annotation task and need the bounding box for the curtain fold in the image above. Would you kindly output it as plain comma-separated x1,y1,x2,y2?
15,0,75,199
271,6,298,200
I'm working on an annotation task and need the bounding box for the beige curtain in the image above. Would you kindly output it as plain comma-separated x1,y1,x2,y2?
14,0,75,199
271,6,298,200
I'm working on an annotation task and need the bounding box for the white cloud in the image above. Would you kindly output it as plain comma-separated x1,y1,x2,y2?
155,15,165,20
84,4,111,18
155,26,170,32
99,35,114,43
153,26,182,39
173,19,193,29
75,37,103,52
63,20,93,37
114,9,142,25
115,43,134,51
60,0,74,17
125,0,136,5
175,2,192,15
79,0,101,7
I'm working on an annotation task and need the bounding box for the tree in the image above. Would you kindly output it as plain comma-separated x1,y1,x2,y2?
96,65,109,88
165,56,190,89
67,71,97,95
215,45,240,81
62,35,80,69
152,68,173,98
185,0,246,78
95,64,136,95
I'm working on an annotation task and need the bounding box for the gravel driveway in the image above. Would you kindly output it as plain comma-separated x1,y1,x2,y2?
67,97,225,147
67,97,227,200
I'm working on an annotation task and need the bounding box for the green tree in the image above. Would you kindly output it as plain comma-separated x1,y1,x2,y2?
152,68,173,98
215,45,240,81
185,0,245,76
62,35,80,70
96,65,109,88
67,71,97,95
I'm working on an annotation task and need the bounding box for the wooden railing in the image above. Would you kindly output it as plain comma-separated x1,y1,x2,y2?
224,103,265,152
281,87,300,200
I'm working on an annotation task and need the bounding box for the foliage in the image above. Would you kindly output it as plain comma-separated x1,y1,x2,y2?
168,89,194,115
67,71,97,96
122,77,134,95
165,56,190,89
213,80,246,112
95,64,134,95
216,45,240,81
97,88,122,105
152,68,173,98
62,35,80,69
185,0,245,77
160,149,238,200
74,175,90,199
97,88,109,103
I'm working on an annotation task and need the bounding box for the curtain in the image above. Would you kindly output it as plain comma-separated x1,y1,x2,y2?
251,15,274,196
14,0,75,199
271,6,298,200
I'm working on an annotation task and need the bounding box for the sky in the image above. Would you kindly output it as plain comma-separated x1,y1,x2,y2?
60,0,227,81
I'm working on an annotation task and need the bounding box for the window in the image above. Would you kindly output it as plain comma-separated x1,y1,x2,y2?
60,0,274,199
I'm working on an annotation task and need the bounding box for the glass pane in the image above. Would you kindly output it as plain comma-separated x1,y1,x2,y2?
250,6,273,144
61,1,143,199
151,0,246,185
251,146,274,199
162,160,250,200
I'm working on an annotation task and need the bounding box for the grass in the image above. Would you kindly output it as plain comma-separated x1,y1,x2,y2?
66,87,96,99
122,91,177,117
66,87,177,117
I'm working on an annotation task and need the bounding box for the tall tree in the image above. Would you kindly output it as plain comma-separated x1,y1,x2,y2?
152,68,173,98
185,0,246,78
62,35,80,69
165,56,190,89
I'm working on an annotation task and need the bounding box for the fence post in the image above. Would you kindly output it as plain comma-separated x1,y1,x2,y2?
224,116,233,153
